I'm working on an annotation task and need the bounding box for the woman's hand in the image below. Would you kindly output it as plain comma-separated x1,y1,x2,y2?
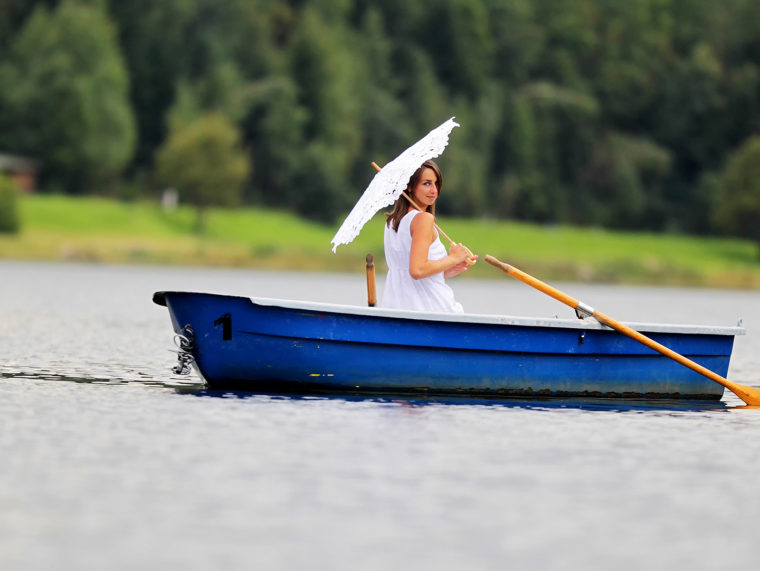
409,213,477,279
448,242,470,263
444,243,478,278
450,243,477,266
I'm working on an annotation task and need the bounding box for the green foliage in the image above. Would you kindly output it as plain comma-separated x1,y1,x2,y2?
0,0,46,49
2,0,760,244
485,0,542,85
283,5,362,221
353,8,412,164
290,6,360,147
288,141,352,223
0,0,135,190
244,76,307,205
582,132,672,228
429,0,493,97
156,114,251,231
0,174,21,234
713,135,760,255
107,0,280,168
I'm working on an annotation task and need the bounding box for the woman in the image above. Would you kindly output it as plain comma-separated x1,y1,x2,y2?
382,159,477,312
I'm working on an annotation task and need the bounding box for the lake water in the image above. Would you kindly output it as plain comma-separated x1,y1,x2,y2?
1,260,759,571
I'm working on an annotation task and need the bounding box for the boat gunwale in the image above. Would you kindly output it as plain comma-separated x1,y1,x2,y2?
153,291,746,337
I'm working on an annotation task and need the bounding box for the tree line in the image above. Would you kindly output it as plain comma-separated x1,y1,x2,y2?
1,0,760,247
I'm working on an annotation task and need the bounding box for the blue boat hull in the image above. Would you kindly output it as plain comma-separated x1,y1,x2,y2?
153,291,743,400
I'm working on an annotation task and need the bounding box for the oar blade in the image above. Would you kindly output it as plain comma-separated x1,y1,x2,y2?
730,383,760,406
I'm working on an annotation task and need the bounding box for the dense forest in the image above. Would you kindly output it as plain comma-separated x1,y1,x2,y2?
1,0,760,242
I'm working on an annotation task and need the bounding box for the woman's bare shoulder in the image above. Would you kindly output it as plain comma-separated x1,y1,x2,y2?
409,211,435,241
409,211,434,227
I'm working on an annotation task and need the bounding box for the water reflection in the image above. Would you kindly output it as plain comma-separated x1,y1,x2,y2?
180,388,732,413
2,368,733,413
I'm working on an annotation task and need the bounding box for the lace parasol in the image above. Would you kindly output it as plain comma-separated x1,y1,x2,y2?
331,117,460,252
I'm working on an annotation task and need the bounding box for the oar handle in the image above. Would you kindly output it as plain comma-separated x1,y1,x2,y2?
484,254,760,406
366,253,377,307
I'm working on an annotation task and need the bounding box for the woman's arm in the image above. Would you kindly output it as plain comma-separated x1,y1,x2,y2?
408,212,472,280
444,259,475,279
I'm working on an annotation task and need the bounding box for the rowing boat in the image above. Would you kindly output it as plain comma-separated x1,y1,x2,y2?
153,291,745,400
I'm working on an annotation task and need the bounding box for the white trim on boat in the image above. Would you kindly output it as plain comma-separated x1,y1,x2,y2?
249,296,746,336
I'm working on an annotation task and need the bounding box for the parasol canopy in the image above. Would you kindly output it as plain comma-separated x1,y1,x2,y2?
330,117,460,252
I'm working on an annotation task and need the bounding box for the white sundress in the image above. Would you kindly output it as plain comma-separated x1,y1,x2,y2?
382,210,464,313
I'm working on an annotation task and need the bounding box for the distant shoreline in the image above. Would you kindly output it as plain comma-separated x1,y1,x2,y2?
1,194,759,289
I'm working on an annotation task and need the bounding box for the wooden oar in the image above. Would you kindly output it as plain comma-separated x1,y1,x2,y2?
485,254,760,406
371,161,475,264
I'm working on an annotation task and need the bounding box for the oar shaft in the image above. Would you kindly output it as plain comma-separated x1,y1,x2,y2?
484,254,760,406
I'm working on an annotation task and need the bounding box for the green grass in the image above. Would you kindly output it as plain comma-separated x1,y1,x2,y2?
1,193,759,288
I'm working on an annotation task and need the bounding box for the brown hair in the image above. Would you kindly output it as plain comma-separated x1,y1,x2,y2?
385,160,443,231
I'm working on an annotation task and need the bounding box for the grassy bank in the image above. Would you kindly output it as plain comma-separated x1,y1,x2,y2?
2,194,759,288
